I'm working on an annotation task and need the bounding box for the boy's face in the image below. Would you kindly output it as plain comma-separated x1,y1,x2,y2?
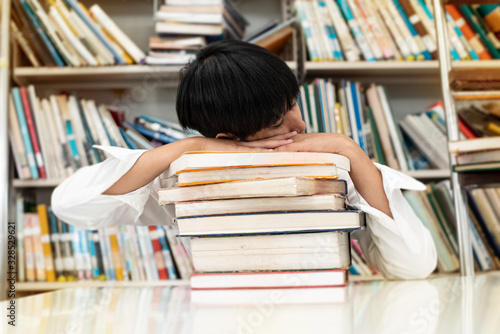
244,102,306,141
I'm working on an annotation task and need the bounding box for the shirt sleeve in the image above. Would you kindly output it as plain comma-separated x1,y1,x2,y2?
346,163,438,280
51,146,174,230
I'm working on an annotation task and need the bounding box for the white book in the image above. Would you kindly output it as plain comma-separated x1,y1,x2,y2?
86,100,111,148
347,0,383,60
49,95,75,176
370,0,412,59
155,12,223,24
67,8,114,65
99,105,127,148
27,86,52,179
29,0,81,66
175,194,346,218
176,210,364,236
307,83,320,133
164,151,350,178
299,85,312,133
338,86,351,137
40,99,66,178
383,0,420,57
68,96,90,167
49,6,97,66
376,85,409,171
312,0,336,61
90,4,146,64
325,0,360,61
295,1,321,62
190,231,351,272
159,177,348,204
8,96,30,179
345,81,360,145
304,1,330,61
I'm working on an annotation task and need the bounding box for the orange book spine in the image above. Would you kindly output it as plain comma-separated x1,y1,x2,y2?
30,214,47,281
446,5,492,60
23,214,36,282
107,227,124,281
37,204,56,282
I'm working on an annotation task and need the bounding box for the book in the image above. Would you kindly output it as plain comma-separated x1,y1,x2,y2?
158,177,348,204
176,210,365,236
449,136,500,154
456,149,500,165
190,231,351,272
164,151,350,178
155,22,224,36
174,194,346,218
190,269,348,289
172,163,339,186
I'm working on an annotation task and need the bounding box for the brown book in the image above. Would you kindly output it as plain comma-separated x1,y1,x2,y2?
398,0,438,59
149,37,206,51
255,25,294,55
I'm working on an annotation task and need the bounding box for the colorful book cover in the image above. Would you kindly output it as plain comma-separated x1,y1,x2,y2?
460,5,500,59
148,226,169,280
37,205,55,282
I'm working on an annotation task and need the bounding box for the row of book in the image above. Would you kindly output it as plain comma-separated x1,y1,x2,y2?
158,151,365,289
404,182,500,273
12,0,146,67
147,0,248,65
15,197,193,282
299,79,454,172
295,0,500,62
8,85,196,180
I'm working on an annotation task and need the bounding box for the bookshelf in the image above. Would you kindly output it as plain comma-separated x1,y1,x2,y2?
433,0,500,277
0,0,12,301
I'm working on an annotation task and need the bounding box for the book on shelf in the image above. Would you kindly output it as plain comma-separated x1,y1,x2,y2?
12,0,145,67
404,181,500,273
294,0,500,62
8,86,194,181
14,196,191,283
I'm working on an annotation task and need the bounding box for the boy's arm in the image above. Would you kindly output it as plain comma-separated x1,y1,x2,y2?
104,134,295,195
274,133,393,218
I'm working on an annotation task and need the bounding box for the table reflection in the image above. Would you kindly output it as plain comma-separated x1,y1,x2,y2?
4,273,500,334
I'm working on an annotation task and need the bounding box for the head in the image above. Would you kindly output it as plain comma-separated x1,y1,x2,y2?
176,40,306,141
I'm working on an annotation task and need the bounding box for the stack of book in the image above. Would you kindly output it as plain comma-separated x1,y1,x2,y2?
158,151,366,290
148,0,248,65
294,0,500,62
14,198,193,283
450,137,500,173
12,0,145,67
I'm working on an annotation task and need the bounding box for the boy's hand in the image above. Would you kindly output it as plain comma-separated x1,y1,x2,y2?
195,131,297,152
273,133,358,158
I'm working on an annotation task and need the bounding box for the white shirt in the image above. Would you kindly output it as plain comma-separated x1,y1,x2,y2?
52,145,438,280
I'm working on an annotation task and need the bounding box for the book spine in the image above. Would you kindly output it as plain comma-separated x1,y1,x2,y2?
31,214,46,281
356,0,395,59
157,227,178,280
19,0,66,66
445,12,479,60
106,226,124,281
460,5,500,59
347,0,384,60
16,198,26,282
78,229,92,280
68,224,85,281
399,0,437,59
149,226,169,280
317,1,344,60
12,89,39,179
325,0,361,61
295,1,320,61
23,214,36,282
350,82,366,152
48,208,65,281
127,226,145,281
446,5,492,60
19,87,46,178
8,95,31,179
37,204,55,282
337,0,375,61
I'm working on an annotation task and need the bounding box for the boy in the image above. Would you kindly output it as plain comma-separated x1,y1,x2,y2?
52,41,437,280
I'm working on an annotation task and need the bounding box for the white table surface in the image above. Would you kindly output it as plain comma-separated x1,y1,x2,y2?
2,272,500,334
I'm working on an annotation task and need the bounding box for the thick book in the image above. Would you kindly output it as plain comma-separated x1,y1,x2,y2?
172,163,338,186
163,151,350,178
175,194,346,218
456,149,500,165
190,231,351,272
158,177,347,204
449,137,500,154
190,269,348,290
176,210,365,236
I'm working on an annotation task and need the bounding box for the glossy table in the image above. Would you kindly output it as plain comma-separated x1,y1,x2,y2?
2,272,500,334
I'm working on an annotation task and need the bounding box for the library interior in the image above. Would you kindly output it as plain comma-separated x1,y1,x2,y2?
1,0,500,333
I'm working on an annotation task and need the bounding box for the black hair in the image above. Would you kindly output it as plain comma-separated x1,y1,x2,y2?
176,40,299,139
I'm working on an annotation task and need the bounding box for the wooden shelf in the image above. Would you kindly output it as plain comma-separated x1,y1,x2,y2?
304,61,439,83
12,178,67,188
450,60,500,91
12,61,297,89
403,169,451,179
16,279,190,292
